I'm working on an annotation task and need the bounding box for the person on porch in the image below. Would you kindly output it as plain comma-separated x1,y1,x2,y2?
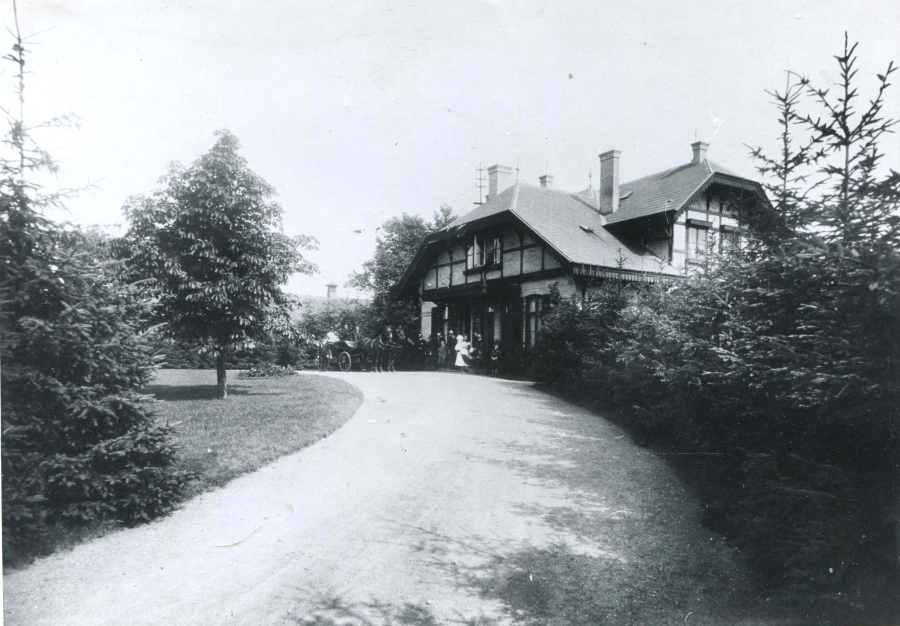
454,334,470,373
489,340,501,377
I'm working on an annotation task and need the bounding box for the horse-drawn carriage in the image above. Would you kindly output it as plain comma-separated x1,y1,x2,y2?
307,328,413,373
315,339,362,372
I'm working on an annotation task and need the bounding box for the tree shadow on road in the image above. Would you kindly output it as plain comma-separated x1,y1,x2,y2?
285,594,499,626
429,381,783,625
284,379,790,626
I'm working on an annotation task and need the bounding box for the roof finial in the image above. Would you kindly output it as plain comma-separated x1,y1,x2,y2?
515,157,520,183
588,167,593,193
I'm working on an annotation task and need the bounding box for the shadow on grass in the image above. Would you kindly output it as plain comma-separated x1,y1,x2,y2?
143,384,272,401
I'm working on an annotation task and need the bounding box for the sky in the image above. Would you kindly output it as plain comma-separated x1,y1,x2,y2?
5,0,900,297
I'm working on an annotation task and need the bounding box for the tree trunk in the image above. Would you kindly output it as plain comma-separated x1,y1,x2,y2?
216,349,228,399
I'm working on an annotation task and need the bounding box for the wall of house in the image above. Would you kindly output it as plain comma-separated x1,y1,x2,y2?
521,276,578,299
671,189,743,268
419,222,565,295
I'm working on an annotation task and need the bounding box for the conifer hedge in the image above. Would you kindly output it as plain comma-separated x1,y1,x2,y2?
0,27,184,563
532,38,899,619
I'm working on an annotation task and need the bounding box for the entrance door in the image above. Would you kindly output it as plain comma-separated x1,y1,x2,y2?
502,298,523,347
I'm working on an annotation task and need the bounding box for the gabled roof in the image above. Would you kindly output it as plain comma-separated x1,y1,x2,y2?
604,159,743,224
440,182,677,275
397,155,764,294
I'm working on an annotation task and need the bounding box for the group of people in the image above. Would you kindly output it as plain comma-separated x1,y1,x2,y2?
318,322,503,375
430,332,501,376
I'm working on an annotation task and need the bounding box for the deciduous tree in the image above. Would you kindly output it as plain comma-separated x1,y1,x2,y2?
118,130,317,398
347,206,455,331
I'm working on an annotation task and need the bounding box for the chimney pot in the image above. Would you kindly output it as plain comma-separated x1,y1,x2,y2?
598,150,621,215
691,141,709,164
486,164,513,200
539,174,553,188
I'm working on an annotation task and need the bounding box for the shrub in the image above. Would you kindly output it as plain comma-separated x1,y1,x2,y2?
238,364,298,379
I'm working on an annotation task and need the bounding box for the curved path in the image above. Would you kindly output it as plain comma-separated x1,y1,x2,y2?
4,373,768,625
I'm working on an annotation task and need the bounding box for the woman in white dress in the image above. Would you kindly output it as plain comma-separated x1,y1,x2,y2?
455,334,470,373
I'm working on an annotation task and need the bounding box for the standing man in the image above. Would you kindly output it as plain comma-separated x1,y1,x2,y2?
416,332,429,370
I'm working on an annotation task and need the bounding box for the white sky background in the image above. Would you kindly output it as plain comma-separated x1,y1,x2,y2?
6,0,900,297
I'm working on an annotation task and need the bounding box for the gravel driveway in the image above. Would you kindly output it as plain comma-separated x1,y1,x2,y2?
4,372,772,625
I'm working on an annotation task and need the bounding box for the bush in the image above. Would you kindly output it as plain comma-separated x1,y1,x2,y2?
0,229,187,562
238,363,298,379
534,252,899,617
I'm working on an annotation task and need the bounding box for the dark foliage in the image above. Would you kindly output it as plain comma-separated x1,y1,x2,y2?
532,38,900,621
0,22,184,564
151,335,313,370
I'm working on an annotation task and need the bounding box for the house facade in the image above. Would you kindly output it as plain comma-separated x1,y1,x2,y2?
397,141,767,348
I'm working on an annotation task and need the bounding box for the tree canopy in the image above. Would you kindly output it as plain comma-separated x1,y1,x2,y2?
347,205,455,331
118,129,317,398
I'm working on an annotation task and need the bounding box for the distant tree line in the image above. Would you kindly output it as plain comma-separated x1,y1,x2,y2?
531,37,899,622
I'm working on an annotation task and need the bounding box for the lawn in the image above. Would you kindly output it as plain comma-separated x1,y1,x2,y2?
144,369,363,499
5,370,362,569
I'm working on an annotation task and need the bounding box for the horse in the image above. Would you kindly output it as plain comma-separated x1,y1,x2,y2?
356,327,411,372
384,327,416,372
357,334,387,372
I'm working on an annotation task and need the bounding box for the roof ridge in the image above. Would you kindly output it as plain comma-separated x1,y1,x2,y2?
621,161,698,188
510,182,521,214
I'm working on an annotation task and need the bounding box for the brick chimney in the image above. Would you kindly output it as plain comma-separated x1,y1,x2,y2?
691,141,708,164
326,283,337,299
598,150,620,215
539,174,553,188
486,165,513,200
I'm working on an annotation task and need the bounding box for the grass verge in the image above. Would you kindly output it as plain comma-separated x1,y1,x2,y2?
146,369,363,499
5,370,362,569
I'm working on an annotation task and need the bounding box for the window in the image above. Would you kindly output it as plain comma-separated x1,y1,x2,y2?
524,295,551,347
467,235,483,268
486,236,501,266
686,219,711,260
720,226,739,251
467,234,501,269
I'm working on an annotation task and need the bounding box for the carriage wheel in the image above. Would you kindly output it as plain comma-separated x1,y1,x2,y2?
317,352,329,371
338,351,352,372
